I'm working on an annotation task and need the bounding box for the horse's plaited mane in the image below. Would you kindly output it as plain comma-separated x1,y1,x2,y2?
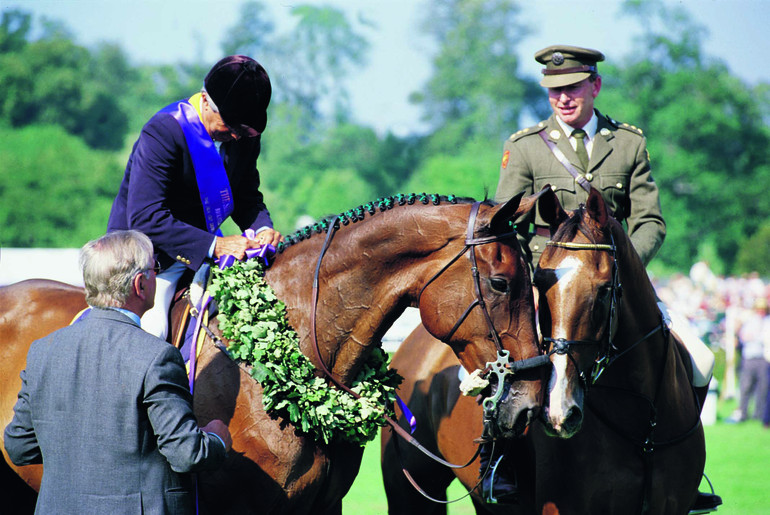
277,193,481,253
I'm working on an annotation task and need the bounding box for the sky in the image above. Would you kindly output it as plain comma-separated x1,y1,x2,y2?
5,0,769,136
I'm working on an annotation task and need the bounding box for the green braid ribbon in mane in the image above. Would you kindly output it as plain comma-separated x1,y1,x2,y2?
209,259,403,446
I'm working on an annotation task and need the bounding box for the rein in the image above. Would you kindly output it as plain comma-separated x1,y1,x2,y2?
305,213,475,469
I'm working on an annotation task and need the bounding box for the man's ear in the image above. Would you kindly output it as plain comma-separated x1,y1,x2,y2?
133,273,147,300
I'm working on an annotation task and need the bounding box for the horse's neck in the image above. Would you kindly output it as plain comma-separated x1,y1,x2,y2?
265,212,455,383
610,253,669,394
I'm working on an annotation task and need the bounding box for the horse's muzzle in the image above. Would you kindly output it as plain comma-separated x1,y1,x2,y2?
481,351,547,438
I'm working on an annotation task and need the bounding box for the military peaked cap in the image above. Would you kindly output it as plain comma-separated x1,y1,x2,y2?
535,45,605,88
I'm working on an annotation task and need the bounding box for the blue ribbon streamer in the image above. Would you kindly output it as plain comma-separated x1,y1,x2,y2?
396,395,417,434
160,100,234,234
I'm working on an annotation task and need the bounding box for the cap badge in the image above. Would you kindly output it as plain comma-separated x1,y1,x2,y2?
552,52,565,66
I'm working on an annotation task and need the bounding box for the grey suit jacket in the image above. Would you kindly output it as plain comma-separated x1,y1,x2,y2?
4,308,226,515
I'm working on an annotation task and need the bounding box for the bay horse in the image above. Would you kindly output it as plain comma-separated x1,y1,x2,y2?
382,187,706,515
0,193,545,514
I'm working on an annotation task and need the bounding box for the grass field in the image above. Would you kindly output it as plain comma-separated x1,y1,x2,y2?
342,398,769,514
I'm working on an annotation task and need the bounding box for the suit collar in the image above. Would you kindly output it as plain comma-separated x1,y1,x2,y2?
86,307,141,328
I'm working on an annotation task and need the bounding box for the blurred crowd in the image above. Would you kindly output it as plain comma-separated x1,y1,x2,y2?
653,262,770,426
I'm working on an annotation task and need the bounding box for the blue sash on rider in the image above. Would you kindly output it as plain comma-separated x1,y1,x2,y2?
160,100,233,234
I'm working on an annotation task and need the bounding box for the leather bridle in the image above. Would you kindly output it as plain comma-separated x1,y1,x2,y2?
415,201,550,428
540,234,623,386
537,231,703,515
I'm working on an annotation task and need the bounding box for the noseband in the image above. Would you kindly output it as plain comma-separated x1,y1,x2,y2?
541,235,622,385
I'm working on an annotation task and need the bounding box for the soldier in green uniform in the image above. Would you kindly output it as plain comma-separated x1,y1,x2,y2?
482,45,721,514
495,45,665,266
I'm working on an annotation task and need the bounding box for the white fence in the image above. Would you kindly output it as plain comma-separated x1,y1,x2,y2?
0,248,83,287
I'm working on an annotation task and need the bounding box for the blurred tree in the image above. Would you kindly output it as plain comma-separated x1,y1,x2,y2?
222,2,369,132
596,0,770,272
403,137,500,199
0,9,30,52
0,125,120,247
736,220,770,276
278,5,369,127
124,61,209,134
220,0,275,57
0,11,128,150
414,0,543,153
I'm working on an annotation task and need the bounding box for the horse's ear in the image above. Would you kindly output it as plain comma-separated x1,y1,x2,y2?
537,184,568,234
489,191,525,234
585,187,610,227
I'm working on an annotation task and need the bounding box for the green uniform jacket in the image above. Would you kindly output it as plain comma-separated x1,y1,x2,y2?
494,110,665,266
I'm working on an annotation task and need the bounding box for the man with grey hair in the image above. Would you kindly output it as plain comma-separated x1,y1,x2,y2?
5,230,232,514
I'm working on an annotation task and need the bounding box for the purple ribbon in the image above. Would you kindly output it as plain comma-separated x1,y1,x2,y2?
396,395,417,434
160,100,233,234
188,292,212,395
215,228,276,268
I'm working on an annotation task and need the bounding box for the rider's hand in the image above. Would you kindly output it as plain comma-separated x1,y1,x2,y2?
254,228,283,247
214,235,257,260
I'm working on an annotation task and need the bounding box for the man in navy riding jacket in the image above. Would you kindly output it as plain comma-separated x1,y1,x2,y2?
107,55,282,339
4,230,232,514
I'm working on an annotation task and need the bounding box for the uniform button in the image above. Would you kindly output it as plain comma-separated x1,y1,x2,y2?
585,173,593,181
533,244,540,251
616,182,623,189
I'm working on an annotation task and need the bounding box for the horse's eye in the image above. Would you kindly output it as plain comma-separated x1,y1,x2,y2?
595,284,613,307
489,277,509,293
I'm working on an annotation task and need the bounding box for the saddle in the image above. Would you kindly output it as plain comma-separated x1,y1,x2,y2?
169,266,216,367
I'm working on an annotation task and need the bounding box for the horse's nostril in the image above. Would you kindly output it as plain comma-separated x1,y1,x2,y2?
563,406,584,435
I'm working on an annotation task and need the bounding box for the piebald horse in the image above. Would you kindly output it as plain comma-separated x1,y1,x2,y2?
382,187,705,515
0,193,544,514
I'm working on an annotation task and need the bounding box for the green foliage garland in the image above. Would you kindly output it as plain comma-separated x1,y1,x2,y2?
209,258,402,446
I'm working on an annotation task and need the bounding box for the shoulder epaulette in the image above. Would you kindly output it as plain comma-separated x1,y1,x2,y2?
507,121,547,142
605,114,644,136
